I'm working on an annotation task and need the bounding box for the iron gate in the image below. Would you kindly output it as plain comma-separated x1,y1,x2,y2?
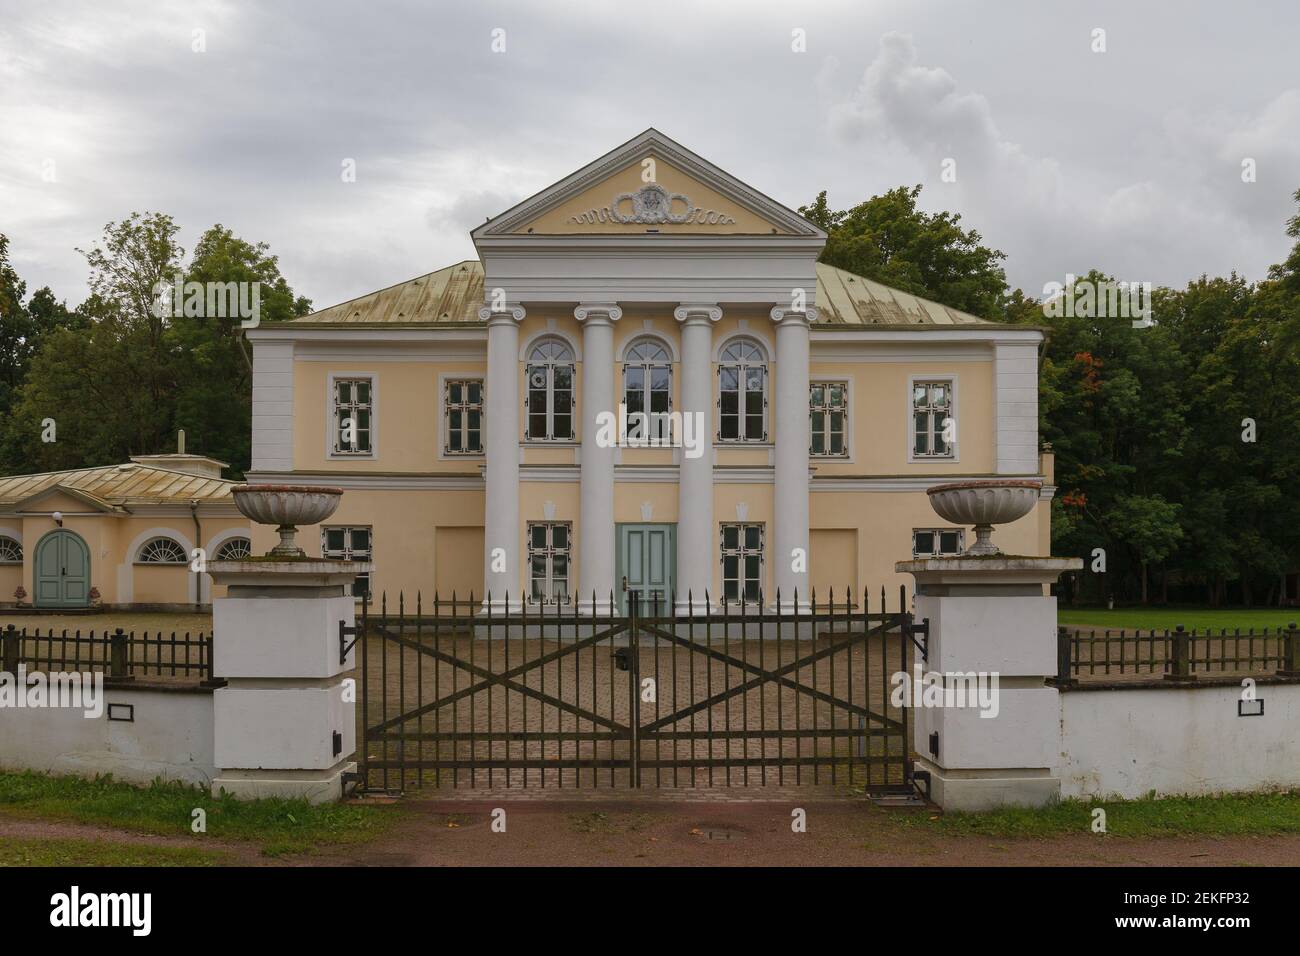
358,588,915,792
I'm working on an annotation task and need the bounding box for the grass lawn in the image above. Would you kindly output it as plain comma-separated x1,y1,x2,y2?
1059,607,1298,631
896,790,1300,838
0,835,226,867
0,771,395,858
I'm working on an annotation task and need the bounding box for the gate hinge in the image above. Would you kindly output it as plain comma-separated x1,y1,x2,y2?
903,616,930,662
339,620,359,665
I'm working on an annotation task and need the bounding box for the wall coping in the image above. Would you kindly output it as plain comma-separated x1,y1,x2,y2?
895,556,1082,588
206,559,372,588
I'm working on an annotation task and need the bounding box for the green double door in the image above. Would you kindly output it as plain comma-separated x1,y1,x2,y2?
615,523,676,615
34,530,91,608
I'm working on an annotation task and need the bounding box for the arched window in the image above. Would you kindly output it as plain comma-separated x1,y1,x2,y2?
0,536,21,563
525,338,575,441
622,339,672,444
138,537,187,564
214,537,252,560
718,338,767,442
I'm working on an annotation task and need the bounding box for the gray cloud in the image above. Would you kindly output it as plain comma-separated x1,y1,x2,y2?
2,0,1297,310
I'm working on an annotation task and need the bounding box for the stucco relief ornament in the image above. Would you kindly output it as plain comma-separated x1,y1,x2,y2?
569,184,737,226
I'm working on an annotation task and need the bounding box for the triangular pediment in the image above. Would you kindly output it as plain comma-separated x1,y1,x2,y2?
14,485,122,514
474,129,824,239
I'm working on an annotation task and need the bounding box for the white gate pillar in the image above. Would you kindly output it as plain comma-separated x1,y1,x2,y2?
208,558,371,803
896,557,1081,811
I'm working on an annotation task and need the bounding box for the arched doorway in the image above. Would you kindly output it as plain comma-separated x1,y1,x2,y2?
34,530,91,608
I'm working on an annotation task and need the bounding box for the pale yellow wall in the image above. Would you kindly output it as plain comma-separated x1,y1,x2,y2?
434,527,485,602
810,529,858,601
613,483,678,524
517,156,791,235
250,488,486,602
293,360,486,473
810,490,1046,599
807,360,995,476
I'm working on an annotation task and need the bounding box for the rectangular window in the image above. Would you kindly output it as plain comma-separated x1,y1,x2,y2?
912,528,965,558
525,364,574,441
444,379,484,454
809,382,848,456
720,522,764,604
323,526,373,597
527,521,571,605
912,380,954,458
333,377,373,454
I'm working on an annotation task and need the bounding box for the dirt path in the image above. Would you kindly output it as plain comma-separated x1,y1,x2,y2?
8,796,1300,867
0,815,268,865
305,797,1300,867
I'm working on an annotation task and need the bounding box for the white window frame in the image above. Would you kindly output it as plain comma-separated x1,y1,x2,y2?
214,537,252,561
322,525,372,597
622,338,674,444
907,374,959,463
327,372,377,459
442,377,485,456
526,520,572,605
719,522,765,604
809,379,850,458
0,536,21,564
524,339,577,443
912,527,966,558
717,338,769,444
137,536,188,564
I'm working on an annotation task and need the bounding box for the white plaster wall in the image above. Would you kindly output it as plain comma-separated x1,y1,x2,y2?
1059,683,1300,800
0,687,215,787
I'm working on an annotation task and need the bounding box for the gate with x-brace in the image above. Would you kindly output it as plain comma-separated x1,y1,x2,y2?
357,588,919,793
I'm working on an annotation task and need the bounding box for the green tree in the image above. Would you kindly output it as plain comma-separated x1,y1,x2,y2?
5,215,308,477
800,185,1012,320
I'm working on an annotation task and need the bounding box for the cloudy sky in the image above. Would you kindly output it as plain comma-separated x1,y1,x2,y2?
2,0,1297,312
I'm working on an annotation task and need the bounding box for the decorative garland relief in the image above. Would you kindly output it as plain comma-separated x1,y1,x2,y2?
568,183,737,226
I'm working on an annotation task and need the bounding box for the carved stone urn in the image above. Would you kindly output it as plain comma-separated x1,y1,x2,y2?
230,485,344,557
926,480,1042,556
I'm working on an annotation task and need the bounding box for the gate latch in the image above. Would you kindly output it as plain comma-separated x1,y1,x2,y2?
611,647,633,672
903,616,930,662
339,620,359,665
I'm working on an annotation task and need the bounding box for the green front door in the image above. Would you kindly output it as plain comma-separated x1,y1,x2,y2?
34,530,91,608
616,523,675,615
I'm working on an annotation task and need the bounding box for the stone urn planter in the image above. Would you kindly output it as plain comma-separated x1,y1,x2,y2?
926,480,1042,556
230,485,344,557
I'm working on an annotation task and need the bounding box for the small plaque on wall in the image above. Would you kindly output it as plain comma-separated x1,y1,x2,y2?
107,703,134,722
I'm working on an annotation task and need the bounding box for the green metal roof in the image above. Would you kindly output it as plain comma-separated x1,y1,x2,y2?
285,260,999,328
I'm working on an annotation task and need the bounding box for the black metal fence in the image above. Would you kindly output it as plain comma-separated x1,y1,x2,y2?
359,588,917,793
0,624,214,682
1056,623,1300,682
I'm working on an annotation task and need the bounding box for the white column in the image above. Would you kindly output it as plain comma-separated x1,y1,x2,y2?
673,305,722,613
480,306,526,611
574,304,622,614
769,307,813,611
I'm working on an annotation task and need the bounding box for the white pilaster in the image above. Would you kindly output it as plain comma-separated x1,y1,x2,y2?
250,339,294,472
673,305,722,613
574,304,622,614
994,340,1039,475
481,306,526,611
769,307,813,610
